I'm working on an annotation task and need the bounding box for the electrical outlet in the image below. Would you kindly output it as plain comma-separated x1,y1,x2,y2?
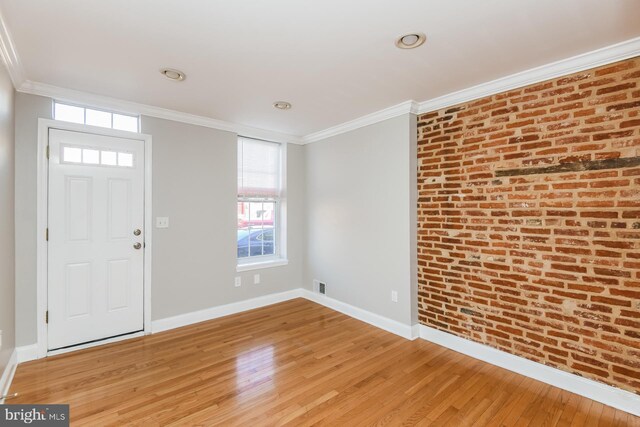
254,274,260,284
391,290,398,303
234,277,241,287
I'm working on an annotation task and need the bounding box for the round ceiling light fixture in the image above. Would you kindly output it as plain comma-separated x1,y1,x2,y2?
395,33,426,49
273,101,292,110
160,68,186,81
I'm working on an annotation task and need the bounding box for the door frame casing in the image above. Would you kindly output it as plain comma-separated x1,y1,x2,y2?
36,118,153,358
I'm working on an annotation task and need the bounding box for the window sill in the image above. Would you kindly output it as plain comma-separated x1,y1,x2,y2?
236,259,289,272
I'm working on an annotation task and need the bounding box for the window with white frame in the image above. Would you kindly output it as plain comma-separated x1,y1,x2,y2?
54,101,140,133
237,137,284,265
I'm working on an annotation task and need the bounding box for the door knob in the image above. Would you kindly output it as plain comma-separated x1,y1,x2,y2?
133,242,142,250
133,229,141,236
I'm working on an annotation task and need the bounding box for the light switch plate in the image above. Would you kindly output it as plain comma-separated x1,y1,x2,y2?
254,274,260,284
156,217,169,228
235,277,241,287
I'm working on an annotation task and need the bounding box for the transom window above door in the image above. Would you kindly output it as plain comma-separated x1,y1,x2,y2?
54,101,140,133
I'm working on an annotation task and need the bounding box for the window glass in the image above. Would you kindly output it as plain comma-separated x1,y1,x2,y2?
118,152,134,167
85,108,112,128
63,146,82,163
113,114,139,132
55,103,84,124
101,151,117,166
82,149,100,164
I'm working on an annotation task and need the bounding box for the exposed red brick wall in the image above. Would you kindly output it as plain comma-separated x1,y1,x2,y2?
417,57,640,394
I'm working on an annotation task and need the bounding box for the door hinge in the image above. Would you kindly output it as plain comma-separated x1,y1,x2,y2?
46,145,50,159
45,228,49,241
45,310,49,324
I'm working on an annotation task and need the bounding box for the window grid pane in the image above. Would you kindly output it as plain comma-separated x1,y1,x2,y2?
113,114,139,132
82,149,100,164
85,108,112,128
101,151,117,166
54,103,84,124
63,146,82,163
237,199,276,259
118,152,134,167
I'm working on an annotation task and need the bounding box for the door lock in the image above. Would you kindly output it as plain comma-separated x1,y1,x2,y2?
133,229,141,236
133,242,142,250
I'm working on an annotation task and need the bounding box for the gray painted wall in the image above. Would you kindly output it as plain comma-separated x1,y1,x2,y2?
409,114,418,324
0,62,15,373
14,93,51,346
142,116,305,320
13,95,305,346
304,114,417,326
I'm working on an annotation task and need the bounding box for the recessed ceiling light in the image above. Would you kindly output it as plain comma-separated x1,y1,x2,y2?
160,68,186,81
273,101,292,110
395,33,426,49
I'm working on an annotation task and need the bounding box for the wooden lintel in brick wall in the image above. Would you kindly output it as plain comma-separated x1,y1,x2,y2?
496,156,640,177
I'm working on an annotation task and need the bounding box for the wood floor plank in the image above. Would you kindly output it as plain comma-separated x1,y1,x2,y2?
8,299,639,426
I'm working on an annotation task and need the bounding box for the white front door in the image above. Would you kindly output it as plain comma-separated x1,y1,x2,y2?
48,128,145,350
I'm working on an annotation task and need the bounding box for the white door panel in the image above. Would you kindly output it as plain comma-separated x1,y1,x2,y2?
108,179,132,240
107,259,130,311
48,128,145,350
66,176,92,241
65,262,91,318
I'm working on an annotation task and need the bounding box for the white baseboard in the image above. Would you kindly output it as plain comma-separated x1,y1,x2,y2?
411,323,421,340
151,289,304,333
419,325,640,417
0,349,17,403
16,344,39,364
150,287,418,341
300,289,418,340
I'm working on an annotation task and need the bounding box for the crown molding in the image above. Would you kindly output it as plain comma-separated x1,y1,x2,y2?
0,8,26,87
417,36,640,114
18,80,304,144
301,100,419,144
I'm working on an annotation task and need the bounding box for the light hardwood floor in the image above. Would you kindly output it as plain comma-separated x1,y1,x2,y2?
9,298,639,426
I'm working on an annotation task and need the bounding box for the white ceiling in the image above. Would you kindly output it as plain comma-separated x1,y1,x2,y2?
1,0,640,137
